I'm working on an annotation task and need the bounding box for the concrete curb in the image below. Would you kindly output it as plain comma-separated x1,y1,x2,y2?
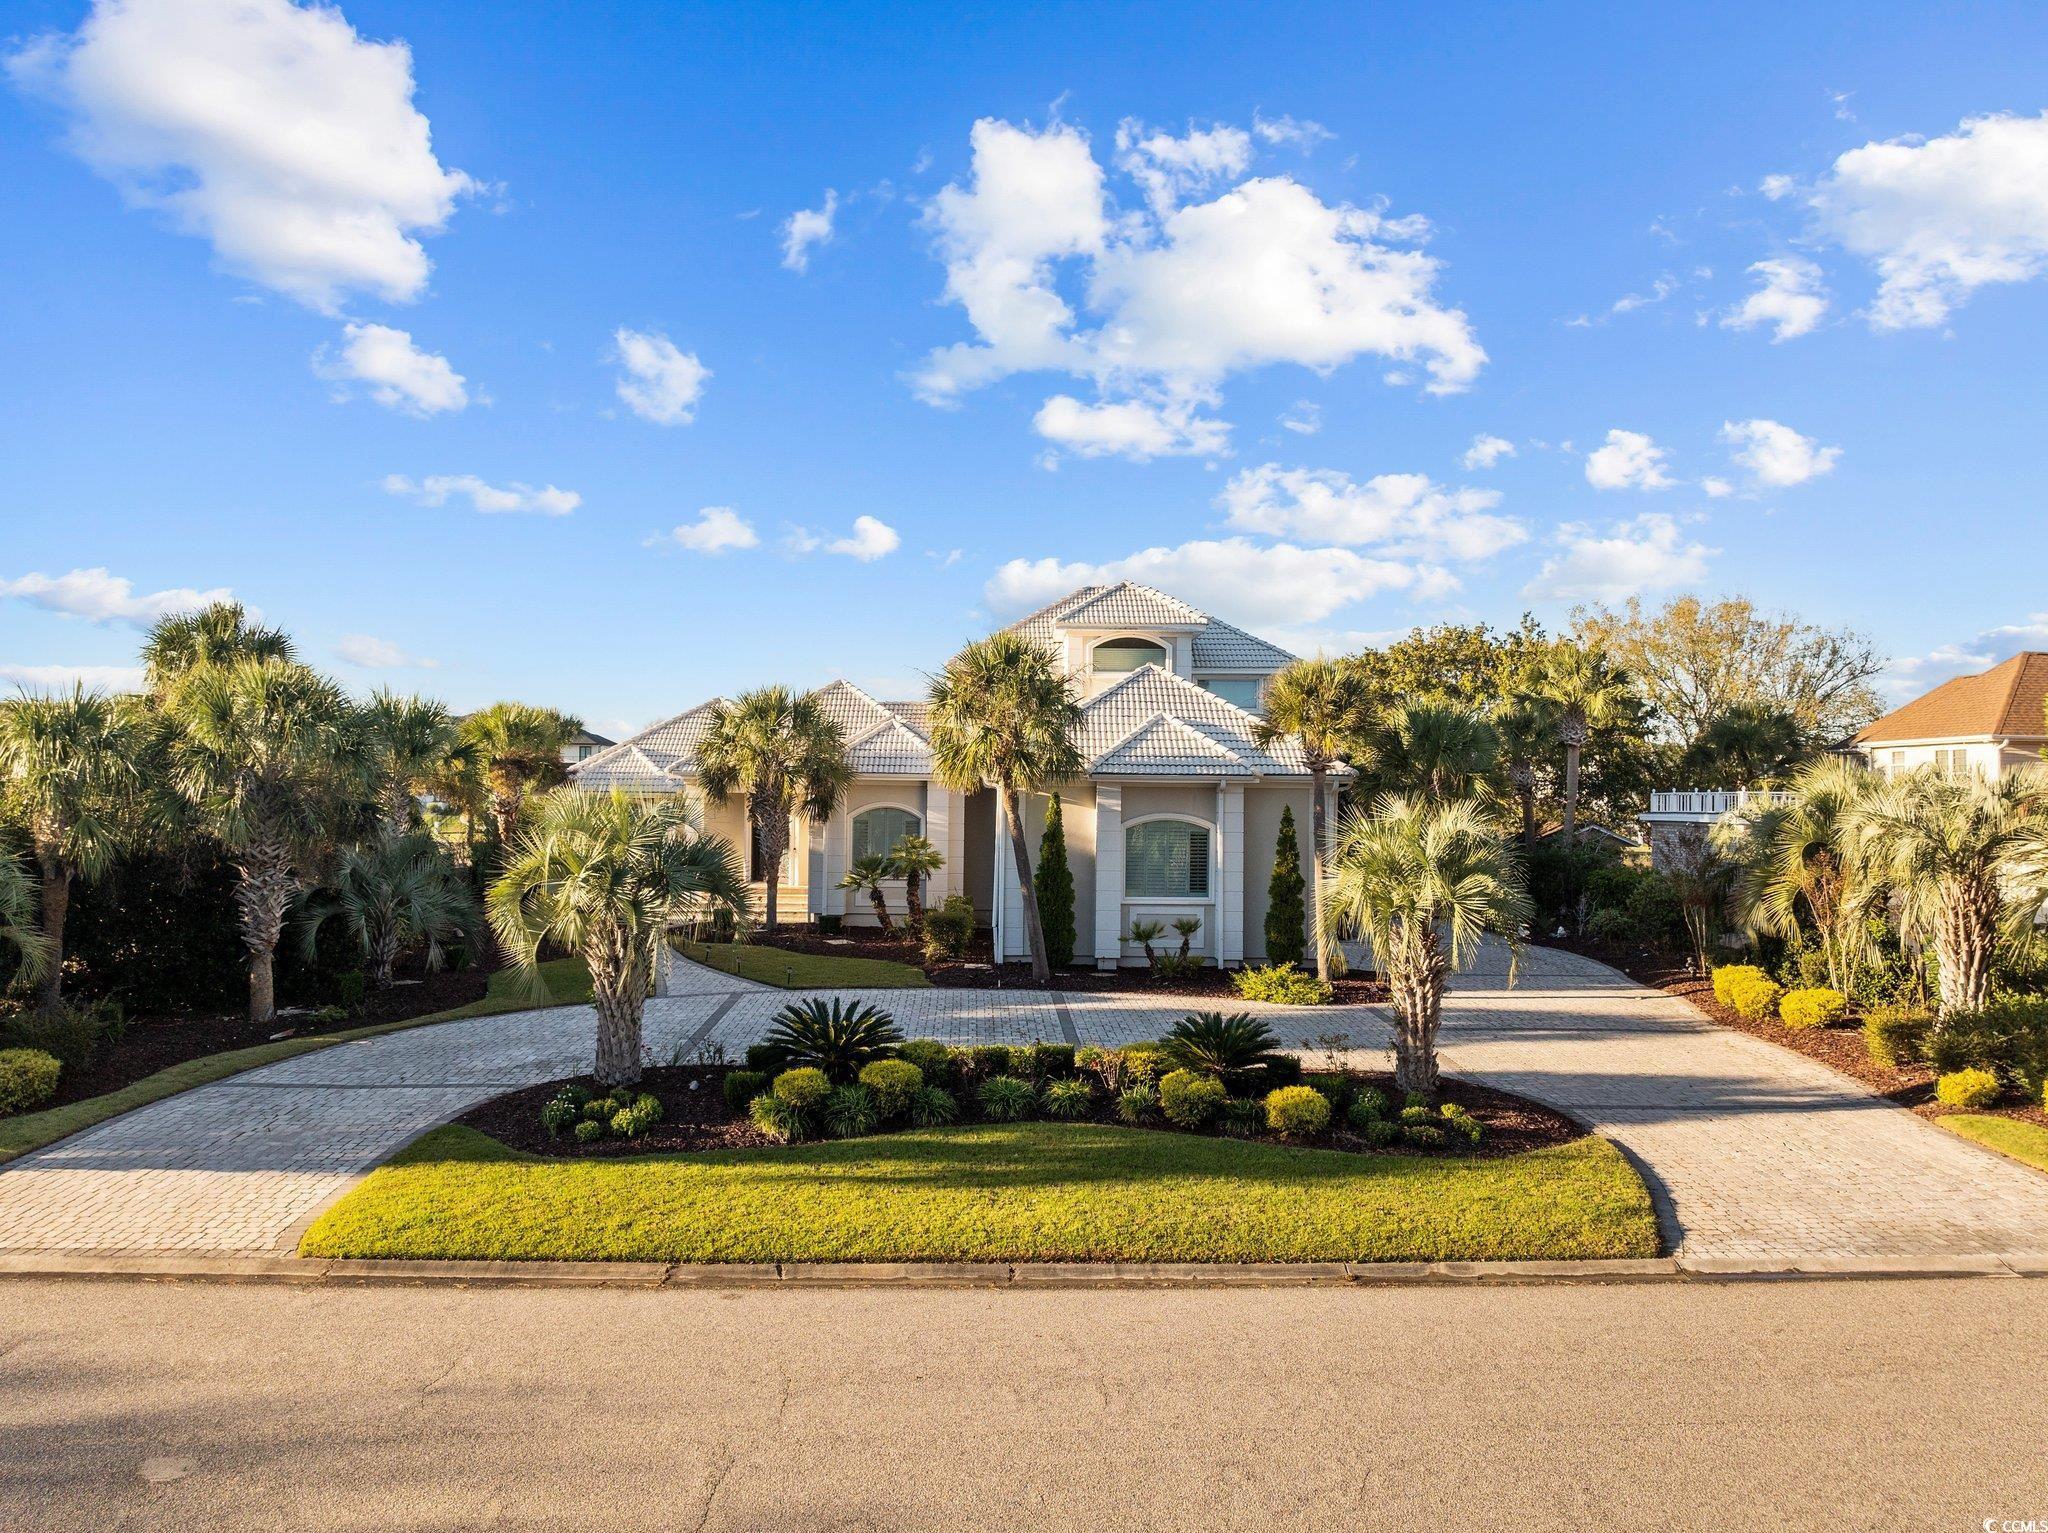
2,1251,2041,1289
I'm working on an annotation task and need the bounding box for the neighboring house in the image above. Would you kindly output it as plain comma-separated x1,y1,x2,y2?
1849,652,2048,780
1637,789,1791,872
575,581,1330,968
563,728,613,766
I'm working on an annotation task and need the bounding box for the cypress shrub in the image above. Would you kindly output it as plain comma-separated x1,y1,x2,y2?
1035,793,1076,969
1264,806,1307,968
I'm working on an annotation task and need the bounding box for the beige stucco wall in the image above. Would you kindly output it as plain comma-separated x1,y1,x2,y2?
1243,781,1313,963
832,780,929,925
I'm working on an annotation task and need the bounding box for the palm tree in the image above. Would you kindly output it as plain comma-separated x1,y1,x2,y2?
489,789,747,1085
361,690,457,835
0,686,140,1008
1684,703,1806,788
0,851,53,990
928,633,1083,984
142,601,293,693
696,687,850,933
1320,796,1531,1100
1528,641,1635,841
458,702,583,845
888,834,944,931
1493,698,1546,848
299,831,477,988
159,658,366,1022
1254,659,1373,980
838,853,895,931
1373,700,1500,802
1843,765,2048,1020
1724,756,1877,996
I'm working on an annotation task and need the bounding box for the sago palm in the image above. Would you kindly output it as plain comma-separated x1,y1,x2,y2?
142,600,293,694
459,702,583,844
696,686,850,933
1527,641,1635,840
159,658,367,1022
927,632,1082,984
838,853,895,931
1723,756,1878,996
300,831,477,988
1253,659,1374,980
1320,795,1532,1100
887,834,944,930
0,686,141,1008
1843,764,2048,1020
362,690,458,836
489,789,748,1085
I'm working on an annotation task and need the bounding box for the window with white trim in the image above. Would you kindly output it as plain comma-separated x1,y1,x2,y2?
1125,820,1210,898
851,806,921,863
1199,677,1263,710
1093,637,1168,673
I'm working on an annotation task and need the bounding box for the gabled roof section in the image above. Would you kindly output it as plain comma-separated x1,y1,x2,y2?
809,679,896,739
1076,665,1336,778
1057,581,1207,630
1006,583,1294,674
1096,712,1256,777
1854,653,2048,745
1192,615,1296,671
570,702,722,790
845,714,935,776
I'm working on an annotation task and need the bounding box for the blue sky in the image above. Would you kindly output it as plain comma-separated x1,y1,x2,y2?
3,0,2045,739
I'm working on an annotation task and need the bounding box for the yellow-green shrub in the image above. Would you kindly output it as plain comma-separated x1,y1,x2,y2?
1231,965,1335,1005
1863,1005,1930,1069
1712,965,1768,1007
857,1058,923,1118
1159,1068,1227,1129
1779,987,1848,1030
1935,1069,1999,1109
771,1067,830,1110
1263,1085,1331,1139
0,1048,62,1116
1725,973,1784,1021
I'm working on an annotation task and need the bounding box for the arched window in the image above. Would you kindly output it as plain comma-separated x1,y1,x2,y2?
1125,819,1211,898
851,806,921,864
1092,637,1168,673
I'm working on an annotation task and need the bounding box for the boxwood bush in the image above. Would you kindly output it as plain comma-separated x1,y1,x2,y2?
1159,1068,1227,1128
0,1047,62,1116
1779,987,1848,1030
1231,965,1334,1006
857,1058,923,1119
1263,1085,1331,1139
1935,1068,2000,1109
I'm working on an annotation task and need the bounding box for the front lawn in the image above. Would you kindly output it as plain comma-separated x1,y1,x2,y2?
298,1120,1660,1263
1936,1113,2048,1172
678,940,928,989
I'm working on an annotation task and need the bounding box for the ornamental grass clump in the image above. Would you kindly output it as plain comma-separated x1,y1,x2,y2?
1158,1068,1227,1129
1779,987,1848,1031
822,1083,880,1139
1116,1083,1159,1124
977,1075,1037,1122
1041,1077,1094,1120
907,1084,958,1128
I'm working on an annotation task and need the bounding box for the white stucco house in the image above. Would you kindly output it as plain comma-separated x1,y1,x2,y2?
572,582,1336,970
1849,652,2048,779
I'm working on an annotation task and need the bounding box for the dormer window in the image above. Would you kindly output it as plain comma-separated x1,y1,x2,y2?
1092,637,1168,673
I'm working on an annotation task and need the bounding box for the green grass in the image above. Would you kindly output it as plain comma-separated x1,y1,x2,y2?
678,940,929,989
299,1121,1660,1264
0,956,592,1164
1937,1113,2048,1172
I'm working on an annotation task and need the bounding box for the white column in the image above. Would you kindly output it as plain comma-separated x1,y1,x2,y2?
1094,783,1124,970
1218,781,1245,966
820,806,848,922
926,783,955,900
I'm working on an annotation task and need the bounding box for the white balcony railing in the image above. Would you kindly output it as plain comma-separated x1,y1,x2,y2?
1644,788,1795,819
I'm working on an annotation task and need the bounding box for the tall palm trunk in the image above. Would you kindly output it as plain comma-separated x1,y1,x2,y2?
588,928,650,1086
755,799,789,931
1308,765,1331,981
35,848,70,1011
381,783,414,838
1509,761,1537,848
868,881,892,931
1387,924,1449,1100
1559,716,1587,839
1000,786,1051,984
1934,875,2000,1020
902,872,925,932
236,833,295,1023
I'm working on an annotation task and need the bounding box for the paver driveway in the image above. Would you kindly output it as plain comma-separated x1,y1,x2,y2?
1,944,2044,1261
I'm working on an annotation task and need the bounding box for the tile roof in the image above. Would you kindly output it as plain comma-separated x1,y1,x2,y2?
1094,713,1257,777
1006,582,1295,674
1191,615,1295,671
570,703,721,790
1056,581,1207,629
1854,652,2048,745
1076,665,1333,778
845,715,936,776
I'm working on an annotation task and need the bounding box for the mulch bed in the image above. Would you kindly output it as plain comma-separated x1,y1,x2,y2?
752,925,1387,1003
1537,934,2048,1129
463,1063,1584,1161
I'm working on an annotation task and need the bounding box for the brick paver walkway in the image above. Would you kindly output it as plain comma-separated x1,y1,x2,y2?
1,945,2044,1260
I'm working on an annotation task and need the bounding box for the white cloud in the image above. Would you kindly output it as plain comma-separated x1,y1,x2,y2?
1567,275,1677,327
656,506,758,555
1251,114,1333,152
0,662,146,692
1783,111,2048,329
1584,429,1675,491
1987,612,2048,642
1721,256,1830,341
1114,119,1253,217
988,539,1454,630
612,327,709,425
912,117,1484,427
1462,433,1516,470
780,189,838,272
320,322,467,415
1278,400,1321,435
1523,514,1714,603
1218,464,1527,562
1719,418,1841,487
335,633,436,669
381,473,578,515
1032,395,1229,460
8,0,475,312
0,566,231,628
1700,476,1734,498
786,515,901,562
1885,613,2048,698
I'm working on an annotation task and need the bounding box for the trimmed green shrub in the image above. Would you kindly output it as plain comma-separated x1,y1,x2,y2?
632,1092,663,1122
743,1043,781,1074
896,1039,954,1085
1117,1041,1170,1085
610,1101,659,1138
1345,1095,1385,1132
1159,1068,1227,1129
1262,1052,1303,1087
823,1083,880,1138
0,1002,115,1077
1398,1104,1434,1128
1726,972,1785,1021
1035,793,1076,968
858,1058,923,1118
1926,997,2048,1096
1863,1006,1931,1069
920,895,976,961
1263,1085,1331,1139
977,1075,1037,1122
1042,1077,1094,1120
1026,1042,1075,1079
1222,1097,1265,1136
723,1069,770,1113
1231,964,1334,1006
1116,1083,1159,1123
0,1048,62,1115
1303,1072,1353,1116
607,1086,635,1109
965,1044,1013,1080
1935,1068,2000,1109
759,998,904,1081
1361,1118,1400,1148
908,1084,958,1128
334,970,367,1011
771,1067,830,1110
1402,1122,1449,1148
580,1100,612,1124
539,1097,580,1137
1712,964,1769,1008
1073,1044,1110,1079
1439,1103,1483,1147
749,1092,808,1143
1263,805,1307,969
1779,987,1848,1030
572,1118,605,1144
1351,1086,1389,1121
